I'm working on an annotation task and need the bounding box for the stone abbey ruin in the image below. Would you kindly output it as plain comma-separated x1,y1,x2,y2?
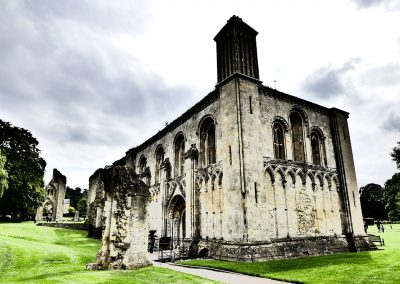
85,16,373,267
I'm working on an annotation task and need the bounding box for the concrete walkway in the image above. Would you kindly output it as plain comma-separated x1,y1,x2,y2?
150,255,290,284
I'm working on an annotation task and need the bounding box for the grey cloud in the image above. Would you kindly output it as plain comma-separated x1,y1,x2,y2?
0,0,194,150
360,63,400,87
301,59,359,99
351,0,400,10
383,112,400,132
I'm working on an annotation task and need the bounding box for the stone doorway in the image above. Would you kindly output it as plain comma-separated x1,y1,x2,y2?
167,195,186,248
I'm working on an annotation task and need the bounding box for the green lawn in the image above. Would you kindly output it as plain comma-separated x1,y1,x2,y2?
179,224,400,283
0,222,217,284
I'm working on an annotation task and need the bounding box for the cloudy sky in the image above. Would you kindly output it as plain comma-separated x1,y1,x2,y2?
1,0,399,189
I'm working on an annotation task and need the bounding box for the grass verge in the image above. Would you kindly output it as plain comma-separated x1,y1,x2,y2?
179,224,400,284
0,222,217,283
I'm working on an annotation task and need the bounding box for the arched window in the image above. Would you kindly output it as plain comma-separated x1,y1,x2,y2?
139,155,147,175
273,123,285,159
155,146,165,184
311,132,321,166
290,112,305,161
174,134,185,176
200,117,216,167
310,128,326,166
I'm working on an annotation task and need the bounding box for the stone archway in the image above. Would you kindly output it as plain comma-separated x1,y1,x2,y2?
167,194,186,248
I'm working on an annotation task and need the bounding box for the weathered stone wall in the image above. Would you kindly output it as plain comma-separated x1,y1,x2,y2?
93,166,152,270
87,169,105,238
198,235,375,262
124,91,222,241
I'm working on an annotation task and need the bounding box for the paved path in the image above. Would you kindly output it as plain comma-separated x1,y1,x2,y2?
151,259,290,284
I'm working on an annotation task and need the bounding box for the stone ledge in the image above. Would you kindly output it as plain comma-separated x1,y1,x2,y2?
37,222,88,231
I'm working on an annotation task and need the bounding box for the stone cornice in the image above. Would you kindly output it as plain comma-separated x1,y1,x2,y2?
259,85,349,116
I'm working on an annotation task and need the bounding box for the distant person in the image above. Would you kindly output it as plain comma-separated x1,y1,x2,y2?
376,220,381,232
381,224,385,233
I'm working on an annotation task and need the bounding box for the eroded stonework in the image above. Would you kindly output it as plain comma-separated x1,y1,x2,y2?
91,166,151,270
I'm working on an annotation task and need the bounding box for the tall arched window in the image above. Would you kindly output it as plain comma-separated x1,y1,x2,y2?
155,146,165,184
311,132,321,166
200,117,216,167
273,123,285,160
310,128,326,166
290,112,305,162
174,134,185,176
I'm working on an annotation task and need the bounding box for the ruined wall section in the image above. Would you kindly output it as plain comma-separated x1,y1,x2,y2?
36,168,66,222
93,166,151,270
87,169,105,238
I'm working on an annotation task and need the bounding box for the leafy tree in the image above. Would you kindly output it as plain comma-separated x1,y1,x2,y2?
76,195,87,215
359,183,387,220
68,206,76,214
384,173,400,221
0,119,46,218
0,150,8,198
390,141,400,169
65,186,84,208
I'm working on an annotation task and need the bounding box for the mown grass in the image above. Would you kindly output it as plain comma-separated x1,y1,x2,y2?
0,222,217,283
180,224,400,284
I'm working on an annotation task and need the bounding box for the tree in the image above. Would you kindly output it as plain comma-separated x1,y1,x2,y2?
0,150,8,198
65,186,84,208
76,195,87,215
384,173,400,221
359,183,387,220
390,141,400,170
0,119,46,218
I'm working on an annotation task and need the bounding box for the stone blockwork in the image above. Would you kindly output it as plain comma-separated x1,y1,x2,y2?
199,235,374,262
92,166,152,270
87,16,373,262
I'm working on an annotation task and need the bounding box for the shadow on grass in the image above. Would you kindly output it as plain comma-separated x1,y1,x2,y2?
17,270,90,282
182,251,375,276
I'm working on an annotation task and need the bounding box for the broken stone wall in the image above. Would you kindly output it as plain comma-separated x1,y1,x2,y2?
87,169,105,238
94,166,151,269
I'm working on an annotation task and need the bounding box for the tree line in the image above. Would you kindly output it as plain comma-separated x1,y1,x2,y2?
0,119,88,220
360,142,400,221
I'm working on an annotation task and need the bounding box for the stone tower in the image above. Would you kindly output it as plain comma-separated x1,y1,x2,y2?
214,15,260,83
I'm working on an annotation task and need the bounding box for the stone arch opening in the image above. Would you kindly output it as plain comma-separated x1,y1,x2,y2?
167,194,186,247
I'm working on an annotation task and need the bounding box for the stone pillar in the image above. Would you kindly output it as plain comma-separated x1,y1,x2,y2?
160,158,171,237
91,166,152,270
184,144,199,239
